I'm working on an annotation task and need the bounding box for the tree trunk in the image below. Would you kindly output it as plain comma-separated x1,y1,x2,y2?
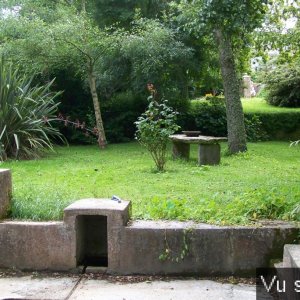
82,0,86,12
87,65,106,148
214,29,247,154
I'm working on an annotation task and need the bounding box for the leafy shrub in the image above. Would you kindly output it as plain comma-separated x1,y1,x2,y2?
0,59,62,160
184,100,300,141
244,115,269,142
188,100,266,141
103,91,147,143
191,100,227,136
245,112,300,140
265,63,300,107
135,92,180,171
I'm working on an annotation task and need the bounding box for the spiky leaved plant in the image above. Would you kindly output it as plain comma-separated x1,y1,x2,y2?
0,58,62,160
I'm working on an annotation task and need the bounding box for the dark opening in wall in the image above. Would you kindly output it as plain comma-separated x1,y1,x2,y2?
76,215,108,267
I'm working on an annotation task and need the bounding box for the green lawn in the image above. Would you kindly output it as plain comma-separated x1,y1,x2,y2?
1,142,300,224
242,98,300,114
191,97,300,114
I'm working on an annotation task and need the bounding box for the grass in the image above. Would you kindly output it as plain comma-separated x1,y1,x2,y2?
242,98,300,114
191,97,300,114
1,142,300,225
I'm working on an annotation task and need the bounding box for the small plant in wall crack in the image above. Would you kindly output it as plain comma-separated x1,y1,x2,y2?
159,228,192,263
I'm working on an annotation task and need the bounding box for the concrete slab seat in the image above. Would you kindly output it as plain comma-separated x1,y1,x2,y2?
169,134,227,165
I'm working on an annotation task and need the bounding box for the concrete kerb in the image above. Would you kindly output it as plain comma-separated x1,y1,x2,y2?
0,168,299,276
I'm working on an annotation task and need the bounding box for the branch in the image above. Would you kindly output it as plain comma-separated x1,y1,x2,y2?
54,36,92,61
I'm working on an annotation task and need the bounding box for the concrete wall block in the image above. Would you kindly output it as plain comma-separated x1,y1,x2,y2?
283,245,300,268
0,222,76,271
0,169,12,219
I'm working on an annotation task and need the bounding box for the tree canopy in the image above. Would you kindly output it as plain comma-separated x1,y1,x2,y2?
1,0,298,151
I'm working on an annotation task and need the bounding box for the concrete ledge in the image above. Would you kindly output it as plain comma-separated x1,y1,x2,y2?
283,244,300,268
0,169,12,219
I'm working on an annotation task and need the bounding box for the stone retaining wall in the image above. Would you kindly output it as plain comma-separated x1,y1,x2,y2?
118,221,298,276
0,217,297,276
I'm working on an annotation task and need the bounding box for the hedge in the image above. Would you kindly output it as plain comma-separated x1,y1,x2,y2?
178,100,300,141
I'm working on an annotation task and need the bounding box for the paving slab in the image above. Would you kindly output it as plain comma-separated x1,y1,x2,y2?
0,275,78,300
69,279,257,300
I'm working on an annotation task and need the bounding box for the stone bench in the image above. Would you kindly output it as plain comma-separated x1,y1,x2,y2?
169,134,227,165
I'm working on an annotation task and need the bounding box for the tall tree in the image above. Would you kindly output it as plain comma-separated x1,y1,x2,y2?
172,0,268,153
0,2,118,147
49,7,118,147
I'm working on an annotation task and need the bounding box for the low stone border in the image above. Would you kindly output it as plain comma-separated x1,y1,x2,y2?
0,169,299,276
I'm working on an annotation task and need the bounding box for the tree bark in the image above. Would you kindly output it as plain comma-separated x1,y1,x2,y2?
87,64,106,148
214,29,247,154
81,0,86,12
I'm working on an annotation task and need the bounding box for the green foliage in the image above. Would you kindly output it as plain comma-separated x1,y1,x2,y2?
135,97,180,171
103,91,147,143
91,0,169,28
172,0,267,36
206,187,295,224
120,18,193,100
147,197,188,220
265,63,300,107
253,1,300,65
191,100,227,137
290,201,300,222
171,0,270,153
146,187,297,225
250,112,300,140
0,59,62,161
186,100,268,141
244,115,269,142
0,3,122,145
186,98,300,140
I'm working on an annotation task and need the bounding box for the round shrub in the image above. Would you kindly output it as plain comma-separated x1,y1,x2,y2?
135,97,180,172
265,63,300,107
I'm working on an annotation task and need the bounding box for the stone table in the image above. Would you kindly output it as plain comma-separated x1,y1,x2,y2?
169,134,227,165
